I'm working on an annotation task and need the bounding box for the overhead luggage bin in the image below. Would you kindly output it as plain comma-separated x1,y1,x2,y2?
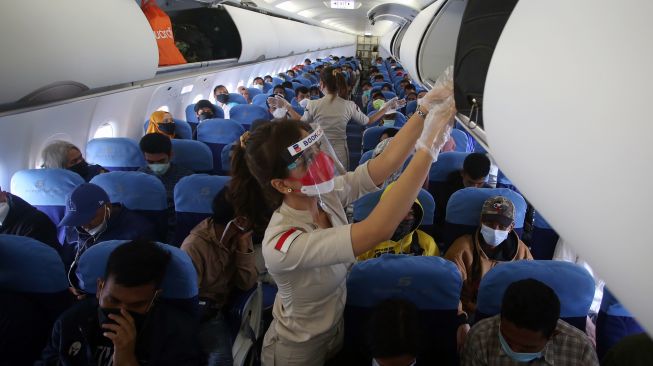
0,0,158,106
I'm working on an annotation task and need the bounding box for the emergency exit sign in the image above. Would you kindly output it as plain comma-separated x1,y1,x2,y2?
331,0,355,9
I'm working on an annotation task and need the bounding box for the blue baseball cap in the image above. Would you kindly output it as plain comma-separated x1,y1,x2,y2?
59,183,110,227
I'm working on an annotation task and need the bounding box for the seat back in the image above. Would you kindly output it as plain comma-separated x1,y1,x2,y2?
529,211,559,260
382,90,397,99
185,103,225,124
173,175,230,246
86,137,145,171
353,189,435,226
405,100,418,117
76,240,199,315
10,168,85,243
362,126,398,152
450,129,471,152
444,188,526,250
252,93,269,108
428,152,470,232
0,234,71,363
246,87,262,99
221,142,236,174
228,93,248,105
476,260,595,330
344,255,462,365
171,139,214,173
229,104,269,130
196,119,245,174
596,288,645,360
143,118,192,140
90,172,168,241
358,150,374,165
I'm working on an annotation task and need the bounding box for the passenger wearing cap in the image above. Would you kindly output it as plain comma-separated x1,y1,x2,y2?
60,183,157,273
0,186,59,251
444,196,533,316
228,67,457,365
271,66,405,169
461,279,598,366
357,183,439,261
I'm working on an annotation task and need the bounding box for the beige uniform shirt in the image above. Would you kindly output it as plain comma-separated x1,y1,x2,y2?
262,162,379,343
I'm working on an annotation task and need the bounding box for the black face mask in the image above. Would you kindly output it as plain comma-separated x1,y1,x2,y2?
68,160,89,178
98,307,148,334
198,112,213,121
216,94,230,104
391,218,415,242
158,123,175,134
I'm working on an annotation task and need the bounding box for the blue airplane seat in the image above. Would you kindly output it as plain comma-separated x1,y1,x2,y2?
372,82,386,89
382,90,397,99
228,93,248,105
196,119,245,175
344,255,462,365
496,170,520,192
291,82,303,91
596,288,645,360
0,234,71,364
262,82,272,93
296,78,312,87
284,88,295,101
75,240,199,316
358,150,374,165
444,188,526,251
362,126,399,152
185,103,225,124
86,137,145,171
529,210,559,260
171,139,214,173
353,189,435,227
229,104,269,130
450,129,471,152
143,118,192,140
405,100,417,117
271,77,284,86
476,260,595,331
252,93,269,109
246,87,262,100
10,168,85,244
90,172,167,242
173,175,230,246
221,142,236,174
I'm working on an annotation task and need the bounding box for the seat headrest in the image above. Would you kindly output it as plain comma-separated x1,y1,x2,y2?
228,93,247,105
196,119,245,144
450,129,470,152
347,255,462,310
0,234,68,293
445,187,527,228
477,260,595,318
228,104,269,125
90,171,166,211
10,168,84,206
601,288,634,317
171,139,213,172
353,189,435,225
174,174,230,213
76,240,197,299
86,138,145,170
428,152,470,183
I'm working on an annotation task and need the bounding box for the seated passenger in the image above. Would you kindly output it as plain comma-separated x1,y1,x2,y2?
445,196,533,314
436,153,492,227
60,183,157,271
357,183,439,260
38,239,201,365
215,94,237,119
461,279,599,365
369,299,419,366
268,96,290,120
405,92,418,103
404,84,417,96
138,133,192,243
379,112,399,127
272,85,287,100
373,74,385,83
281,81,293,90
252,77,265,90
181,193,257,365
398,80,410,93
602,333,653,366
287,70,296,79
379,128,399,143
294,86,310,109
361,81,373,108
304,58,311,66
194,100,217,122
264,75,273,83
41,140,107,182
146,110,176,139
381,83,393,92
309,85,321,99
237,86,251,104
0,187,59,250
214,85,228,96
371,91,386,112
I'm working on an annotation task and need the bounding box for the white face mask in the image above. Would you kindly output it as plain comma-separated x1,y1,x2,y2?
480,224,510,246
272,108,288,119
382,119,395,127
0,202,9,225
85,206,109,237
298,98,309,108
148,162,170,176
254,84,264,90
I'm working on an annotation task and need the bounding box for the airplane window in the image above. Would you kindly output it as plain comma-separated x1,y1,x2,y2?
157,105,169,112
94,123,114,139
181,85,194,94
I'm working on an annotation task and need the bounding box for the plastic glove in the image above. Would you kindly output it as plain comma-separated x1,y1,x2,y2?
415,94,456,160
382,97,407,114
267,95,290,109
419,65,454,112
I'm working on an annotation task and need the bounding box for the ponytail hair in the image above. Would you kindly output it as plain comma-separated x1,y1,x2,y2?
320,66,349,100
227,120,311,232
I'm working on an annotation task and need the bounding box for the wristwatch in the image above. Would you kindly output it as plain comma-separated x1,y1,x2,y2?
416,104,427,118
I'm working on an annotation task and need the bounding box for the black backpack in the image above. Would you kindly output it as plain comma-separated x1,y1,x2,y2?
453,0,519,129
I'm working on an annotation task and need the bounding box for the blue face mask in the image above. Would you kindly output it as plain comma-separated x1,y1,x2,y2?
382,119,395,127
498,331,543,363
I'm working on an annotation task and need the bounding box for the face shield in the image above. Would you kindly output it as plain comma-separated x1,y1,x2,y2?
283,126,346,199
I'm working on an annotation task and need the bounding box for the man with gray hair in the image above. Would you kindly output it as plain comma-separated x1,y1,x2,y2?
41,140,106,182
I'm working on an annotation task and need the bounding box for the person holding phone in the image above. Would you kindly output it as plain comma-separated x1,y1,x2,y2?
38,239,201,365
181,192,258,366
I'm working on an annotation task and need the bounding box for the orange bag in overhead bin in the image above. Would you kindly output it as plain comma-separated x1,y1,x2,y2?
141,0,187,66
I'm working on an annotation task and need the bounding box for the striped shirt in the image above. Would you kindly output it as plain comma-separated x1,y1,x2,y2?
462,315,599,366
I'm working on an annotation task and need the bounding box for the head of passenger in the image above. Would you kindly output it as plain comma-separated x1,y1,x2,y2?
309,86,321,99
97,239,170,320
380,128,399,142
264,75,273,83
370,66,379,74
238,86,251,103
479,196,515,247
368,299,419,366
41,140,102,181
139,133,173,176
399,80,410,91
404,84,417,96
146,111,175,139
319,66,349,100
291,86,308,109
417,90,427,99
461,153,491,188
60,183,112,235
304,58,311,66
287,70,296,79
500,279,561,357
266,99,288,120
272,85,287,99
375,57,383,65
213,85,228,99
381,83,392,92
374,74,385,83
372,91,386,111
253,77,265,89
381,113,397,127
405,92,418,103
194,100,216,121
315,65,324,73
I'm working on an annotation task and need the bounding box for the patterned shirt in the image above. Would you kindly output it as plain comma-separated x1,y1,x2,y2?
461,315,599,366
